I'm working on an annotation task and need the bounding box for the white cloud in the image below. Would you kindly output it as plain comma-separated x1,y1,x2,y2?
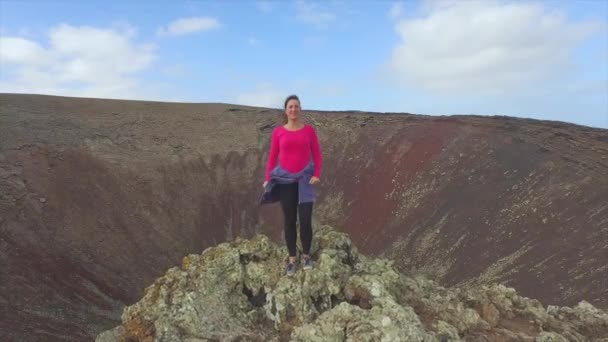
157,17,220,37
236,85,284,108
389,2,403,19
296,0,336,29
0,37,47,65
51,24,154,80
256,1,275,13
389,1,601,96
0,24,158,100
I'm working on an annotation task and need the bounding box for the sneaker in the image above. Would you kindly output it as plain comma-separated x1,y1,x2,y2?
286,262,296,277
303,256,314,270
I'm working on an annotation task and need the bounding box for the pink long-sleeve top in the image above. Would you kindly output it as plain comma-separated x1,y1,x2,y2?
265,124,322,181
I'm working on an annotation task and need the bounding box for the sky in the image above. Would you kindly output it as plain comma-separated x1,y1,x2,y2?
1,0,607,128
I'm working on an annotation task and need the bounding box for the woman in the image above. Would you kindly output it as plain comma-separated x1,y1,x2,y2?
262,94,322,277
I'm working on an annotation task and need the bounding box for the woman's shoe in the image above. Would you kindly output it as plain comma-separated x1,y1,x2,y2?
286,262,296,277
303,256,314,270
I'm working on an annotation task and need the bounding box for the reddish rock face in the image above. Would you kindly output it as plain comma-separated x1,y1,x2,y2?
1,94,606,341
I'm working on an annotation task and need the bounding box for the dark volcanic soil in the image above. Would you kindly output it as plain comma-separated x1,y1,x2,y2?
1,93,607,341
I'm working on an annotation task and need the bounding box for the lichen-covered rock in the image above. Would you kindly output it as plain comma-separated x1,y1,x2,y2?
96,326,125,342
117,233,283,342
291,300,433,342
96,225,608,342
535,331,568,342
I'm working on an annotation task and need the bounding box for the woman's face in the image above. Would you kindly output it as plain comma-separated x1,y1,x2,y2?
285,99,301,121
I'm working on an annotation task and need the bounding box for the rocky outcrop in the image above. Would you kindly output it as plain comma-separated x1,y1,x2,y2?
97,226,608,341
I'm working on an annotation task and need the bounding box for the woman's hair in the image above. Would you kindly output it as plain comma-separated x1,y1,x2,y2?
284,94,300,109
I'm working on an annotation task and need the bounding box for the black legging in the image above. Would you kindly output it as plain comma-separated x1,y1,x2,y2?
279,182,313,257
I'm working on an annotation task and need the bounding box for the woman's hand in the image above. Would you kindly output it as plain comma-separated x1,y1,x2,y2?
262,181,268,188
309,176,320,185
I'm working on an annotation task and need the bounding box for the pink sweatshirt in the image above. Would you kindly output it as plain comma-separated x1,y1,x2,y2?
265,124,322,181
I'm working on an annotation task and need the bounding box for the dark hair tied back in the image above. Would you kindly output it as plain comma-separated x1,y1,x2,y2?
284,95,300,109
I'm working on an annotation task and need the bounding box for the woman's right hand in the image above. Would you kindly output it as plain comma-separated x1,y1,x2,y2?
262,181,268,188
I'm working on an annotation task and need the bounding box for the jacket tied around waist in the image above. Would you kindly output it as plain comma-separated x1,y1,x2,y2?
260,162,316,205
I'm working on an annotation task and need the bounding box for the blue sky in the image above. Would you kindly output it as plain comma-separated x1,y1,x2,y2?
1,0,606,128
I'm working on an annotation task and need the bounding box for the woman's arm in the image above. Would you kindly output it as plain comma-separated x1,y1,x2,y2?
309,126,322,178
265,129,280,181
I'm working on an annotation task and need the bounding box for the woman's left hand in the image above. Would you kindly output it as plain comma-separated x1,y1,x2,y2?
309,176,320,185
